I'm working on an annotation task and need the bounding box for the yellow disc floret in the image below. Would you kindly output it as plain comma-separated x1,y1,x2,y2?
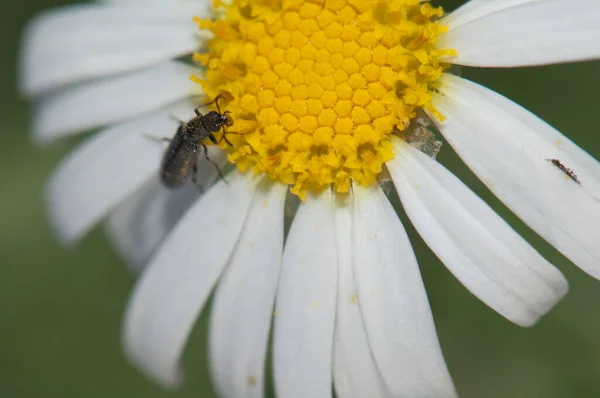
194,0,455,199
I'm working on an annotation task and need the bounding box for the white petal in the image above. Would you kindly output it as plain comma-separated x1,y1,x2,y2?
442,0,543,30
106,146,227,270
352,184,456,398
273,189,338,398
209,181,287,398
441,76,600,203
105,179,199,271
46,101,195,245
432,74,600,279
20,3,211,96
122,171,260,388
440,0,600,67
34,61,200,142
388,138,568,327
332,194,389,398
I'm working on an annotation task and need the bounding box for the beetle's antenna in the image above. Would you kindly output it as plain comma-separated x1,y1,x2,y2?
194,94,224,115
214,94,223,114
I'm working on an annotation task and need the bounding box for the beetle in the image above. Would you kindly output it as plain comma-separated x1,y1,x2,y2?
160,94,234,189
547,158,581,185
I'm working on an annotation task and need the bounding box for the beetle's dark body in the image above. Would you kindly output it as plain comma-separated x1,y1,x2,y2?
160,96,233,189
160,124,201,188
548,158,581,185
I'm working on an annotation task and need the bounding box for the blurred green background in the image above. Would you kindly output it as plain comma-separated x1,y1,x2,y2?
2,1,600,397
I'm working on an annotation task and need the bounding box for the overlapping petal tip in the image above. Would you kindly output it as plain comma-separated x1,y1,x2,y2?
33,61,200,143
209,181,287,398
19,2,209,97
122,171,260,387
351,183,457,398
431,74,600,280
273,189,338,398
440,0,600,67
387,138,568,327
106,146,226,270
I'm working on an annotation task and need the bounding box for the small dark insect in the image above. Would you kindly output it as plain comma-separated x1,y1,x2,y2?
160,94,234,189
547,158,581,185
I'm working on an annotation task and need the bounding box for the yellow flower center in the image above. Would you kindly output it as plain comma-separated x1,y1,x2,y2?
194,0,455,199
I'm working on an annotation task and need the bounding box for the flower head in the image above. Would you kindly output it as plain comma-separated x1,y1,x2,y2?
194,0,454,198
20,0,600,397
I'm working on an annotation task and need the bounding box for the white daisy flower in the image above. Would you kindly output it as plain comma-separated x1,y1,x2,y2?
20,0,600,397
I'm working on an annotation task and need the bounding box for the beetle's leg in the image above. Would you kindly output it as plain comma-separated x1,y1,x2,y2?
168,115,187,124
143,134,171,143
194,101,212,116
194,94,224,116
145,124,184,142
201,141,228,184
217,129,240,146
223,133,234,146
208,133,219,145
